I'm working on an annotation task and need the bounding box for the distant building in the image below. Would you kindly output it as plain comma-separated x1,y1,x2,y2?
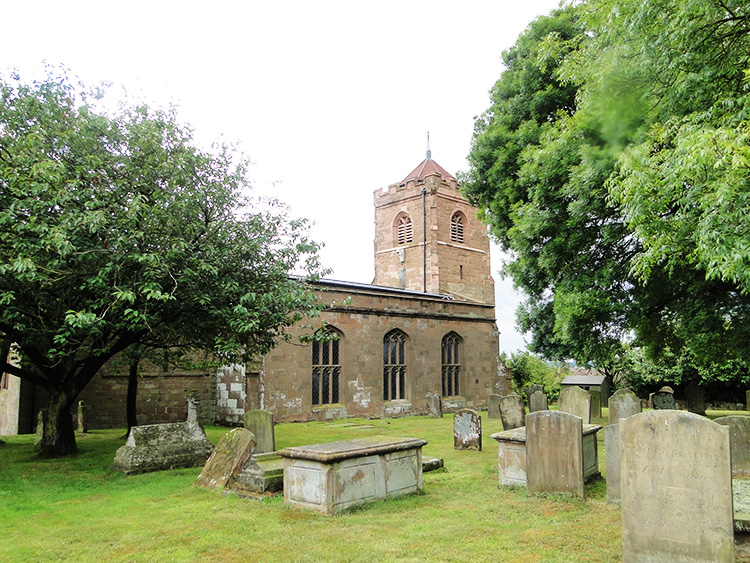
1,154,506,433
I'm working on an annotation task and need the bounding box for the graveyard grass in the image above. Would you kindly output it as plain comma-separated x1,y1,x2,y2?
1,409,648,563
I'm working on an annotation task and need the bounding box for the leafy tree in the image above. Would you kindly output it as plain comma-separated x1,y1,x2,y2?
502,351,568,402
0,70,325,456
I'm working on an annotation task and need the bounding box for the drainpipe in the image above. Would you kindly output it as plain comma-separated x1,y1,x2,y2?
422,186,427,293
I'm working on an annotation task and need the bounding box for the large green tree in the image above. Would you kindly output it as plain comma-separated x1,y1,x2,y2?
0,71,325,455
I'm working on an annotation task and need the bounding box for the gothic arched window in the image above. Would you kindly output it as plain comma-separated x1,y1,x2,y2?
394,214,413,246
450,212,465,244
383,329,407,400
312,328,341,405
441,332,461,397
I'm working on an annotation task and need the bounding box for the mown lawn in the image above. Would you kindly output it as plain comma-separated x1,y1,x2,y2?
1,408,628,562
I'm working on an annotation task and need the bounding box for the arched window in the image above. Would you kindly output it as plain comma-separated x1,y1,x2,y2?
450,212,465,244
441,332,461,397
383,330,407,400
394,214,413,246
312,328,341,405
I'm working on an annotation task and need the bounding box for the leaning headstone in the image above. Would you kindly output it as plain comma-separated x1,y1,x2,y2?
620,410,734,562
651,386,676,410
426,392,443,418
715,415,750,477
526,410,584,498
195,428,256,489
453,408,482,451
243,409,275,454
604,423,621,504
112,398,214,474
77,400,88,433
589,391,602,420
529,390,548,412
608,388,641,425
487,394,502,419
558,385,591,423
499,393,526,430
525,384,543,406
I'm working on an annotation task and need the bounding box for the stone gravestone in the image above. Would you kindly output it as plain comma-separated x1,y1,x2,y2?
453,408,482,451
589,391,602,420
525,384,543,406
426,393,443,418
487,394,502,419
558,385,591,423
526,410,584,498
605,423,621,504
651,386,676,410
747,389,750,412
243,409,275,454
498,393,525,430
620,410,734,562
608,388,642,425
195,428,257,489
77,400,87,433
715,415,750,477
529,390,548,412
113,399,214,474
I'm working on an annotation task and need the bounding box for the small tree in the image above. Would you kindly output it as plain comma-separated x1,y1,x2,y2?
0,70,325,456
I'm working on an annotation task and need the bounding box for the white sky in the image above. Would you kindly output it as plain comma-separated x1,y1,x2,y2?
2,0,562,353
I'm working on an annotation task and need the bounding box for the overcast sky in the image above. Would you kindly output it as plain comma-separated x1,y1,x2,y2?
3,0,562,353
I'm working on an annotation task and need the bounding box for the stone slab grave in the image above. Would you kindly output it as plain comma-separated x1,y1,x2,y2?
608,388,641,425
651,386,676,410
196,428,257,489
526,410,590,498
454,408,482,451
278,435,427,514
558,385,591,423
487,394,502,419
426,392,443,418
498,393,525,430
605,423,621,504
492,414,601,490
529,390,548,413
244,409,275,454
620,410,734,562
715,415,750,478
113,399,214,474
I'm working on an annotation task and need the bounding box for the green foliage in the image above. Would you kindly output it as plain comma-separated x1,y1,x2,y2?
0,68,326,454
502,351,568,401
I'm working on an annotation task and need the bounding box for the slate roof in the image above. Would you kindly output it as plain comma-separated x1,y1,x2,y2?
561,374,607,386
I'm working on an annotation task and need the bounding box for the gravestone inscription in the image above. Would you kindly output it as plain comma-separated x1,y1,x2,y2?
620,410,734,562
453,408,482,451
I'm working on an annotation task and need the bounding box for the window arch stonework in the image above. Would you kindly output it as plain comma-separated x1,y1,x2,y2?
394,213,413,246
441,332,461,397
383,329,407,401
450,212,465,244
312,327,342,406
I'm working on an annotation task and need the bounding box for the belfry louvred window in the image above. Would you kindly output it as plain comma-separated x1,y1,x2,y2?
396,214,413,245
312,329,341,405
450,213,464,244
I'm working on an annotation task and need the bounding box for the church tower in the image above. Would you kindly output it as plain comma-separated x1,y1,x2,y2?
373,152,494,305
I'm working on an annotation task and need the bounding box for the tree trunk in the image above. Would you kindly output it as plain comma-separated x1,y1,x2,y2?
125,357,139,436
685,378,706,416
37,389,78,457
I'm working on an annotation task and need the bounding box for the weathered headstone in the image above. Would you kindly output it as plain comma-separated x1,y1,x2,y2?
604,423,621,504
487,394,502,419
426,392,443,418
195,428,256,489
113,399,214,474
589,391,602,420
558,385,591,423
498,393,525,430
525,384,543,406
746,389,750,412
651,386,676,410
77,400,88,433
243,409,275,454
620,410,734,562
453,408,482,451
526,410,584,498
529,390,548,412
715,415,750,477
608,388,641,425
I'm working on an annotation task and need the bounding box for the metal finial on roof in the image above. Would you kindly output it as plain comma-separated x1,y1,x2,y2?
426,131,431,160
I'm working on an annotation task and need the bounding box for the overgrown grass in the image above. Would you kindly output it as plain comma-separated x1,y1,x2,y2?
0,411,622,562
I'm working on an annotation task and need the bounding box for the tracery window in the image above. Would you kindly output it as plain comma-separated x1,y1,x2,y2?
383,330,407,400
441,332,461,397
395,214,413,245
312,329,341,405
450,212,465,244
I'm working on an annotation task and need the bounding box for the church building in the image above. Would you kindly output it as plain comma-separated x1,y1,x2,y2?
0,153,504,433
